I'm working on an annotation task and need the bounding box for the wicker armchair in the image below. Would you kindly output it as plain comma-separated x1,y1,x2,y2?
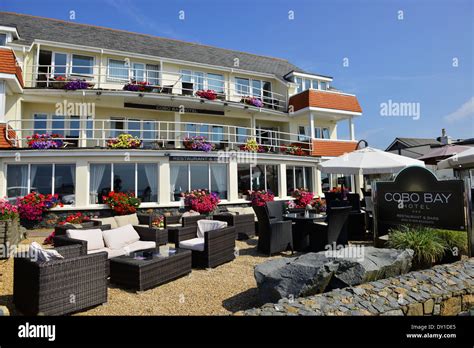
212,213,255,240
310,206,351,251
165,214,205,244
13,244,108,316
174,225,236,268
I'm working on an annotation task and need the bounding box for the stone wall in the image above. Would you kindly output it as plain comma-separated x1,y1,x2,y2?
240,258,474,316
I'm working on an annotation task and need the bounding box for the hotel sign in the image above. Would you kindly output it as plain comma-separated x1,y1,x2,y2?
124,103,225,115
169,156,217,162
375,166,466,231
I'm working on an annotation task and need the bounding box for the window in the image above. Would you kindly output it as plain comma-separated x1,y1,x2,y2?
53,52,68,77
89,163,158,204
72,55,93,75
238,164,279,196
170,163,228,201
34,114,48,134
146,64,160,85
236,127,248,143
312,80,319,89
52,115,65,136
252,80,262,97
0,34,6,46
286,166,313,195
108,59,128,80
180,70,224,93
304,79,312,90
109,118,125,137
299,126,330,139
208,73,224,94
132,63,145,82
235,77,250,95
194,71,204,90
6,163,76,204
211,126,224,142
295,77,303,93
320,81,327,90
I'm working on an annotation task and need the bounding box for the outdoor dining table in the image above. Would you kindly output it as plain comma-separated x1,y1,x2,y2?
283,212,326,251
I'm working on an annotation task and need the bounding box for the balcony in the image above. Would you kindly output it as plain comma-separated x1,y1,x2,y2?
6,118,321,156
24,65,288,112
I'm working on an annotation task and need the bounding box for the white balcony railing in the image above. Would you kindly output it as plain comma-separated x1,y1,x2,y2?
6,119,314,155
24,65,288,111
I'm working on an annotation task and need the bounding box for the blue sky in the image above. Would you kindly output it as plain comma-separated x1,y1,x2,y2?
1,0,473,149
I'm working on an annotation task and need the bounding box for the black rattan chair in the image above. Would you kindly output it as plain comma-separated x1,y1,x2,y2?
165,214,205,244
212,213,255,240
310,206,351,251
174,225,236,268
253,204,293,256
13,244,108,315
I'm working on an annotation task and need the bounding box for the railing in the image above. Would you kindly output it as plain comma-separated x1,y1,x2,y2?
23,64,288,111
6,119,314,154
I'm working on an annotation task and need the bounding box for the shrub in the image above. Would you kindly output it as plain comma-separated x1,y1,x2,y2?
433,229,468,256
248,190,274,207
183,190,220,214
0,199,19,221
387,226,446,269
103,191,141,215
17,192,63,221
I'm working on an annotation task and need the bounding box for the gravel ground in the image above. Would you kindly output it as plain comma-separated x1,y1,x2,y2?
0,230,293,316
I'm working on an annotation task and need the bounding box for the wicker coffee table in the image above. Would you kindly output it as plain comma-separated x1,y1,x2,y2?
109,248,192,291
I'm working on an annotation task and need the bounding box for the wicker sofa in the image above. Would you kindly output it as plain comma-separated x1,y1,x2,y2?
165,213,205,244
13,244,108,315
174,223,236,268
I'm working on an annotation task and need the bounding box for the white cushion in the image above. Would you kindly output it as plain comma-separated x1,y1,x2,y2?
102,224,140,250
197,220,227,238
179,238,205,252
179,210,200,224
94,217,118,229
123,241,156,255
88,247,125,259
241,207,255,215
166,223,182,228
114,213,139,227
28,242,64,262
66,228,105,251
226,207,243,215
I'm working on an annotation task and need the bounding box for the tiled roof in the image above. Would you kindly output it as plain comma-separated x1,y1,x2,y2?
395,138,442,147
0,124,17,149
0,48,23,86
311,139,358,157
289,90,362,113
0,11,315,81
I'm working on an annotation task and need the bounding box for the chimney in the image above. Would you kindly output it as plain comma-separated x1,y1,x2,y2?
439,128,451,145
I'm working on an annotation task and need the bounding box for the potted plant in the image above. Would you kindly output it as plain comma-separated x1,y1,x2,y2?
17,192,63,228
183,190,220,214
50,75,67,89
64,78,93,91
103,191,141,215
107,133,142,149
0,199,21,258
27,133,64,149
43,212,91,245
151,215,165,229
281,144,306,156
286,188,325,213
195,89,217,100
123,80,154,92
183,135,215,152
241,96,263,108
239,138,266,153
248,190,275,207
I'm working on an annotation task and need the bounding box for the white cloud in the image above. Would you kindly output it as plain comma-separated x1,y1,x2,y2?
444,97,474,122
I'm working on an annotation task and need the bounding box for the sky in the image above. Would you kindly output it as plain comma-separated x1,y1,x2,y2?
0,0,473,149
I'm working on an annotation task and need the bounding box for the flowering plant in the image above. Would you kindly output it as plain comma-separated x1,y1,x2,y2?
0,199,19,221
195,89,217,100
151,215,165,228
281,144,306,156
27,133,64,149
107,133,142,149
248,190,275,207
58,212,90,225
239,138,266,153
183,190,220,214
123,80,154,92
241,96,263,108
17,192,63,221
64,79,91,91
103,191,141,215
183,135,215,152
286,188,324,211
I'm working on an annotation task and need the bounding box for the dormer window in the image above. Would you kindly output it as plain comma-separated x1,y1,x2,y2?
288,71,332,94
0,34,6,46
0,25,20,46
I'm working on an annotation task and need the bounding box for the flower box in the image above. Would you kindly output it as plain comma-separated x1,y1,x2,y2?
27,133,64,149
241,96,263,108
123,81,155,92
183,190,220,214
106,134,142,149
63,78,93,91
195,89,217,100
248,190,274,206
281,144,307,156
103,191,141,215
183,136,215,152
239,138,266,153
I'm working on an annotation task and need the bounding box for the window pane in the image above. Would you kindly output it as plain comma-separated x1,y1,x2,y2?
0,34,6,46
305,167,313,192
113,163,136,195
322,128,330,139
315,128,322,139
190,164,209,190
128,119,141,138
181,70,192,83
312,80,319,89
55,164,75,204
211,126,224,142
321,173,330,192
52,115,65,137
304,79,311,90
72,55,93,75
266,165,279,196
208,73,224,93
194,71,204,91
211,164,227,199
295,77,303,93
286,166,294,195
320,81,327,90
69,116,80,137
142,121,156,148
54,53,67,77
132,63,145,82
170,164,188,201
108,59,128,80
235,77,249,95
137,163,158,202
236,127,248,143
110,118,124,138
31,164,52,195
146,64,160,85
7,164,28,199
90,163,111,204
252,80,261,98
34,114,47,134
86,117,94,138
295,167,304,189
238,164,251,197
252,165,265,191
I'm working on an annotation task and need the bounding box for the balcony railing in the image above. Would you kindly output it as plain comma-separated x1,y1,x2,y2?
24,65,288,111
6,119,314,155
